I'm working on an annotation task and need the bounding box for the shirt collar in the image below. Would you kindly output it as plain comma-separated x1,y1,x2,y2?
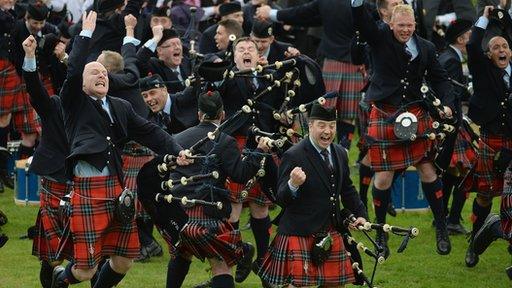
262,46,270,59
308,136,331,154
90,96,106,105
163,93,172,114
449,45,464,62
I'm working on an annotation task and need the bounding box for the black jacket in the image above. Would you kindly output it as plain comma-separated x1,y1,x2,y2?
266,41,291,64
108,42,149,118
23,70,69,182
198,23,219,55
352,4,453,109
276,138,366,236
61,35,183,178
467,25,512,135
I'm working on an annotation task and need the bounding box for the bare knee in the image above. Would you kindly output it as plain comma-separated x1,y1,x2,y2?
229,202,243,223
72,266,98,282
416,162,438,183
249,202,269,219
373,171,394,190
0,114,11,128
208,258,231,276
21,132,38,147
110,256,133,274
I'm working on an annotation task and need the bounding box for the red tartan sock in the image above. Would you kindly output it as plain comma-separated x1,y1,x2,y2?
359,163,374,211
211,274,234,288
422,179,446,226
250,215,271,260
372,186,391,224
471,198,492,235
92,261,125,288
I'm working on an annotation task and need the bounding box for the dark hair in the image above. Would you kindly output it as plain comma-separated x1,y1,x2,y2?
233,36,258,50
217,19,244,39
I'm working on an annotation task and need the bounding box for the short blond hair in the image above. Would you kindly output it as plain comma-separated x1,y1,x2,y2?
98,50,124,73
391,4,414,21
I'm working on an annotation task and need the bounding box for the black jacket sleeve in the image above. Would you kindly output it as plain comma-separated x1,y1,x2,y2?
23,70,52,119
109,43,140,92
276,150,299,207
60,35,91,110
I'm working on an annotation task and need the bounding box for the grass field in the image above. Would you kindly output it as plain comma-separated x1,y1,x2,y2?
0,140,510,288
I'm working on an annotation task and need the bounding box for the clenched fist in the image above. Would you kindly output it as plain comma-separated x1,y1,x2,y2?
289,167,306,187
22,35,37,57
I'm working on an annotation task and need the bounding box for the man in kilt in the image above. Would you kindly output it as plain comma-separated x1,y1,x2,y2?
138,90,271,288
255,0,368,149
21,35,72,288
51,11,190,288
436,19,474,236
464,6,512,268
351,3,454,256
10,2,60,159
257,102,367,287
0,1,41,186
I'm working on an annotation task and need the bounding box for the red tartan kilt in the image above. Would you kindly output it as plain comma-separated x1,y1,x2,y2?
473,133,512,197
321,59,366,119
258,230,355,286
69,176,140,269
449,127,477,170
12,107,41,134
226,135,271,205
32,178,72,262
121,150,154,216
0,59,26,114
367,104,435,171
179,205,243,266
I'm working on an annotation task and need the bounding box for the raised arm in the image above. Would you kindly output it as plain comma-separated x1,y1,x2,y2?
351,0,382,46
61,11,97,108
255,1,322,27
21,35,52,118
467,8,493,77
136,25,163,77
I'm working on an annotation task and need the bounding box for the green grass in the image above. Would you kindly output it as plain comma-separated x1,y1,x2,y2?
0,138,510,287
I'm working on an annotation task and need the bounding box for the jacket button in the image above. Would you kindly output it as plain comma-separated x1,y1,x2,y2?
330,197,334,201
106,136,111,141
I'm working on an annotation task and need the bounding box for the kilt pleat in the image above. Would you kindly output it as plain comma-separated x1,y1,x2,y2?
449,126,477,170
321,59,366,120
70,175,140,269
367,104,435,171
227,136,271,205
122,149,154,220
32,178,72,262
473,132,512,197
179,205,243,267
258,230,354,287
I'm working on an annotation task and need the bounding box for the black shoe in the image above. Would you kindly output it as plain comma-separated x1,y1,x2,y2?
506,266,512,280
465,234,479,267
473,214,502,255
435,223,451,255
447,222,469,235
375,230,390,259
146,240,163,257
0,170,13,190
192,279,211,288
387,203,397,217
50,266,68,288
0,233,7,248
235,242,255,283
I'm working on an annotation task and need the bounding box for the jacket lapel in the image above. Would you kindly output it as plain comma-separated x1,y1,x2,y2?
332,145,344,196
303,139,330,190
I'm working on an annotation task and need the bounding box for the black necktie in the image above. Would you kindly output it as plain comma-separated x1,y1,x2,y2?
404,44,412,61
95,98,112,123
503,69,510,89
320,149,333,172
158,112,171,129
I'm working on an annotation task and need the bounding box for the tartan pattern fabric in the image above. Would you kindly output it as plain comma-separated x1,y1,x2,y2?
449,126,477,170
473,132,512,197
121,150,154,220
179,205,243,267
32,178,72,262
367,104,435,171
322,59,366,120
0,59,26,115
70,175,140,269
12,107,41,134
501,164,512,241
226,136,271,206
258,230,355,287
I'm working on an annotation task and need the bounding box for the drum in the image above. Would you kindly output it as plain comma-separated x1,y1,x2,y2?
14,159,40,206
7,141,21,177
391,167,429,212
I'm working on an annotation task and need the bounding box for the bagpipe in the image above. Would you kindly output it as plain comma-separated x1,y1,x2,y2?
338,209,419,287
